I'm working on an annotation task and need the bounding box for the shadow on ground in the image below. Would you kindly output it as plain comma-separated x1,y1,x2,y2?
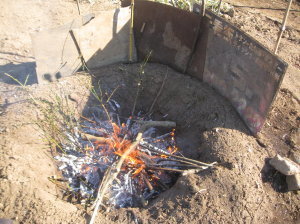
261,158,288,193
0,62,37,85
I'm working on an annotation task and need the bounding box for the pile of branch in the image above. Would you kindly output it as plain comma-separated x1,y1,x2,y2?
88,120,216,224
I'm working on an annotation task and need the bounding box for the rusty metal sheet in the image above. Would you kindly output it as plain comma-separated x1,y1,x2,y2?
134,1,201,72
201,11,287,134
186,15,210,80
31,14,95,84
72,7,137,69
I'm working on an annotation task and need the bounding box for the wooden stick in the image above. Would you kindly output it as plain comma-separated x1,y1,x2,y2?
140,141,215,167
147,166,200,173
135,120,176,131
151,163,201,169
76,0,81,15
274,0,293,54
232,4,299,12
152,151,213,169
202,0,206,17
129,0,135,62
80,133,110,143
168,154,216,167
141,173,153,191
157,157,204,168
81,121,175,141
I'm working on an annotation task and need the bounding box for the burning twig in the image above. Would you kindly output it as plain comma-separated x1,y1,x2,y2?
141,173,154,191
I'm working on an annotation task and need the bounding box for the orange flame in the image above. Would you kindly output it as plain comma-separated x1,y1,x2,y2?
92,122,178,184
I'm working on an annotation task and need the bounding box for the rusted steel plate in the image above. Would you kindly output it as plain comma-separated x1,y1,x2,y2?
134,1,201,72
31,14,95,84
201,11,287,134
186,15,210,80
72,7,136,69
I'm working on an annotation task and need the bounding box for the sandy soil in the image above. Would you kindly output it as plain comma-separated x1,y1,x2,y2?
0,0,299,223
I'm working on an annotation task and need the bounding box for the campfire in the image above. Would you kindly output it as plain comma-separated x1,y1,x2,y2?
52,98,216,212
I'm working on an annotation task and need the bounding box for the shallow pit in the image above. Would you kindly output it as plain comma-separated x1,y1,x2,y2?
1,62,299,224
51,61,246,208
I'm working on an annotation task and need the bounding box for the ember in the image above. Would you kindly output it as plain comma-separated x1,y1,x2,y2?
53,99,215,209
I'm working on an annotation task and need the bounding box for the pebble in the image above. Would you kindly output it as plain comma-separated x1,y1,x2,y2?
290,151,300,165
223,14,230,20
286,174,300,191
269,154,300,175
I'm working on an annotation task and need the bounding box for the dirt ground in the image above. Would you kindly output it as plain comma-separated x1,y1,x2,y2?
0,0,299,223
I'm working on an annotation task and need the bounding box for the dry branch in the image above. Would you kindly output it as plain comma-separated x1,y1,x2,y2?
80,133,110,143
135,120,176,131
157,157,204,168
168,154,216,167
147,166,201,173
141,173,154,191
140,140,216,167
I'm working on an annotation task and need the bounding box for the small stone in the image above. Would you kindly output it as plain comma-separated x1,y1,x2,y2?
286,174,300,191
269,154,300,175
223,14,230,20
290,151,300,165
227,8,235,17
